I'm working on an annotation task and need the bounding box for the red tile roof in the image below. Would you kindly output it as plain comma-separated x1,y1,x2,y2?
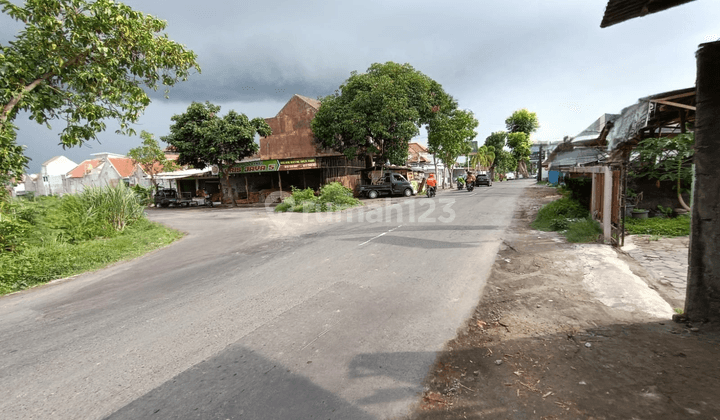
108,158,137,178
67,159,102,178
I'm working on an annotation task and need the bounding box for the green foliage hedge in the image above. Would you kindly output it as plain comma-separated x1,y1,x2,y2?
624,215,690,237
275,182,360,213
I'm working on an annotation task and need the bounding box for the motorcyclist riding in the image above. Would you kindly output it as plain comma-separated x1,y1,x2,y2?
465,171,476,186
426,173,437,197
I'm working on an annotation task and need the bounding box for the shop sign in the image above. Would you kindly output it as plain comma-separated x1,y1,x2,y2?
229,160,279,173
278,158,317,171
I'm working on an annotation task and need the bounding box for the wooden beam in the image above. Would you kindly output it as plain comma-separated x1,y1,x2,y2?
654,90,695,101
650,99,696,111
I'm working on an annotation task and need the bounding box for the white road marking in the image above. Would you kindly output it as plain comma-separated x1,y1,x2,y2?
358,225,403,246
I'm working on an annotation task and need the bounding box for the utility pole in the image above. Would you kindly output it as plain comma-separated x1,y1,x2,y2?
537,144,543,182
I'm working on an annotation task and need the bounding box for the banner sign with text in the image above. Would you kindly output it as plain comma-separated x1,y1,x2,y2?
229,160,279,174
278,158,318,171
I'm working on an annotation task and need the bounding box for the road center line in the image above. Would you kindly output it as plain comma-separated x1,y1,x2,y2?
358,225,403,246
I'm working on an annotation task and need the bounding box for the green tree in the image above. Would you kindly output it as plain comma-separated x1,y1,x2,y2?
484,131,507,151
311,62,454,168
427,109,478,188
507,131,532,175
505,109,539,135
128,131,179,192
163,102,271,207
470,145,495,171
505,109,538,177
633,132,694,211
0,0,199,192
494,149,517,177
484,131,507,179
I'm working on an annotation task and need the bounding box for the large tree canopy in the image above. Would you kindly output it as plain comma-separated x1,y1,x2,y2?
505,109,539,135
311,62,454,167
504,109,538,177
427,108,478,186
162,101,271,206
484,131,507,152
0,0,199,189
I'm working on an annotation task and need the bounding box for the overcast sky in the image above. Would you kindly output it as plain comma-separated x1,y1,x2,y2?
2,0,718,173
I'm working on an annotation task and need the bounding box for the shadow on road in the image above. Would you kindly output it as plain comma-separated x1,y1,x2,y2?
104,345,375,420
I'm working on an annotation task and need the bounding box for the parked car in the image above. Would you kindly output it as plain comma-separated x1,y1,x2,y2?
475,173,492,187
505,172,516,180
154,188,178,207
358,172,414,199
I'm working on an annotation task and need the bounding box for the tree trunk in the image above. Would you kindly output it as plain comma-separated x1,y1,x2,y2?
686,40,720,324
224,172,237,207
365,154,374,169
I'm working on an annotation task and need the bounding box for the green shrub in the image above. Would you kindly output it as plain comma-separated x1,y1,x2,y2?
532,197,588,231
131,184,153,206
565,217,602,243
625,214,690,237
318,182,360,211
275,183,360,213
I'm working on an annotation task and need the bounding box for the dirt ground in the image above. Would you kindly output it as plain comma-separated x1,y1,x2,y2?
408,184,720,420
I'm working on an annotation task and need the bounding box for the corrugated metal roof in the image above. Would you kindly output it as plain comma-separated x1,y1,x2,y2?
571,113,620,145
548,148,607,170
601,0,696,28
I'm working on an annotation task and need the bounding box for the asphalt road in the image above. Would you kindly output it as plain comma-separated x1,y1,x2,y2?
0,179,532,419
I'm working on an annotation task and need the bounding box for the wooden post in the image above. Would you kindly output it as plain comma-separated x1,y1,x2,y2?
278,171,282,193
303,170,306,189
686,40,720,323
244,175,249,202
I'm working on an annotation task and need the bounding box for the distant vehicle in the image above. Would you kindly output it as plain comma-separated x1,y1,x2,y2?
475,173,492,186
358,172,414,199
153,188,212,207
505,172,516,180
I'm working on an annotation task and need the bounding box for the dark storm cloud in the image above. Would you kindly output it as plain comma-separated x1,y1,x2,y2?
3,0,719,174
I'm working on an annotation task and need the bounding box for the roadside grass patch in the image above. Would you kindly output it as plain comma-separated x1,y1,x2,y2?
1,183,183,295
275,182,360,213
0,219,182,295
532,197,588,231
565,217,602,243
532,195,602,243
624,214,690,237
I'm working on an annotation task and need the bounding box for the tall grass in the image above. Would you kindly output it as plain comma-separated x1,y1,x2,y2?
1,183,179,295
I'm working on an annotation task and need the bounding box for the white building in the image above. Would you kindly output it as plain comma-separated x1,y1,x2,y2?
23,156,78,196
